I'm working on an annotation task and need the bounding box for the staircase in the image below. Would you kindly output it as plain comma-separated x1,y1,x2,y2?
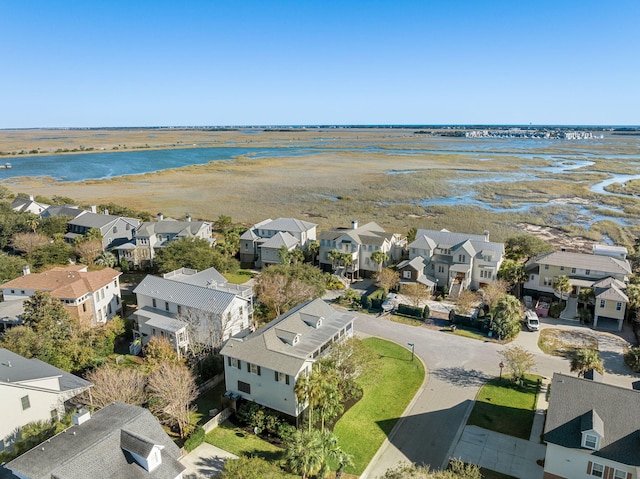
560,295,579,321
448,282,462,300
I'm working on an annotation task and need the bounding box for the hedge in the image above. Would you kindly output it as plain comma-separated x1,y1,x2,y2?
184,426,205,452
397,304,423,318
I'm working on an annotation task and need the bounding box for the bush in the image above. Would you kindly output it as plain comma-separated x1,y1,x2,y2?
184,426,205,452
371,298,383,311
624,347,640,372
422,304,430,319
397,304,423,318
549,301,564,318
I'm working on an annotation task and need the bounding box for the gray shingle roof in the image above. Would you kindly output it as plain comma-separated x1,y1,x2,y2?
544,373,640,466
410,229,504,257
41,205,83,219
4,402,184,479
535,251,631,276
221,299,354,377
260,231,299,249
258,217,317,233
0,348,92,392
134,274,239,315
135,219,210,238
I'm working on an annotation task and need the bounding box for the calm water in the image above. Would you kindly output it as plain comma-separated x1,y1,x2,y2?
2,137,640,227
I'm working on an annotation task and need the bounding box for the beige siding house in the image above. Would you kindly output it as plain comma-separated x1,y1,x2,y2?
220,299,354,419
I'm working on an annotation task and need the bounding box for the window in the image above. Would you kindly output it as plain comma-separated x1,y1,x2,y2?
152,298,157,308
108,303,112,314
177,305,182,315
438,265,444,274
82,303,87,312
403,270,412,279
591,463,604,477
21,395,30,410
165,301,169,311
458,254,466,262
113,226,117,233
616,302,622,311
544,264,549,270
600,299,606,308
249,363,261,375
238,381,251,394
285,374,290,385
614,470,626,479
586,269,591,275
275,371,285,382
10,289,14,294
560,266,564,271
571,268,576,273
530,274,535,281
101,289,105,300
114,280,118,288
585,433,599,449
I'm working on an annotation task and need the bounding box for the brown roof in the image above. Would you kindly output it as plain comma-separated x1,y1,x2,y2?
1,266,121,300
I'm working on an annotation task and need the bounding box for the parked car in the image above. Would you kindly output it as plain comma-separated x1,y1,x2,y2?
523,310,540,331
381,293,398,313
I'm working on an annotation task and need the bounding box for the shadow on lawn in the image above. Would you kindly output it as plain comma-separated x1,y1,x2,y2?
375,400,473,470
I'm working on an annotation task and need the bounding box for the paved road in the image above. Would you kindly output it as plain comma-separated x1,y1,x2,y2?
354,311,638,478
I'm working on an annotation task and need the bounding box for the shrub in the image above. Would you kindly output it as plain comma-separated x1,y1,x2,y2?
397,304,423,318
549,301,564,318
184,426,205,452
361,295,372,310
624,347,640,372
422,304,430,319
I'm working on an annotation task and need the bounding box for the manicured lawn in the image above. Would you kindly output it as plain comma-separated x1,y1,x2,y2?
447,325,488,341
223,269,255,284
467,375,541,439
333,337,425,475
205,420,283,461
193,382,227,426
389,313,424,326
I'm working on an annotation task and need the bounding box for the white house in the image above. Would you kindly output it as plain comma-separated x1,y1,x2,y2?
220,299,355,419
2,402,185,479
131,267,253,355
543,373,640,479
115,214,212,267
1,265,122,327
0,348,92,452
318,221,406,280
240,217,318,267
10,195,49,215
408,228,505,298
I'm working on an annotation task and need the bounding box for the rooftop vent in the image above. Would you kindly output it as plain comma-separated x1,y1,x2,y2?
72,408,91,426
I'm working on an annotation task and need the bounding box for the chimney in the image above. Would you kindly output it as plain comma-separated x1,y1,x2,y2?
185,214,191,222
157,212,164,221
22,265,31,276
103,209,109,215
29,195,34,201
91,205,97,214
351,220,358,230
72,408,91,426
483,230,490,242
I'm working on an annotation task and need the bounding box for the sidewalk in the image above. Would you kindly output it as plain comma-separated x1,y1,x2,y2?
180,443,237,479
452,378,550,479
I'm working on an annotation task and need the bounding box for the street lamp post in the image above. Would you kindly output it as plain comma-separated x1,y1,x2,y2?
408,343,415,362
499,361,504,380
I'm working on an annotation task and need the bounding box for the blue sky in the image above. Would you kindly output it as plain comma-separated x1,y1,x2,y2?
1,1,638,127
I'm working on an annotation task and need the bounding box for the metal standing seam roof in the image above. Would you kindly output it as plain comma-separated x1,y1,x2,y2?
220,298,355,377
5,402,185,479
544,373,640,466
133,274,241,315
135,307,187,333
535,251,632,276
135,220,210,238
162,267,228,287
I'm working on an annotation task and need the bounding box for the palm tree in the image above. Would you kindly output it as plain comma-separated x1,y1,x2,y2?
284,429,324,479
321,430,353,479
371,250,389,272
553,275,572,301
95,251,117,268
294,371,323,432
327,249,341,270
570,348,604,377
306,240,319,265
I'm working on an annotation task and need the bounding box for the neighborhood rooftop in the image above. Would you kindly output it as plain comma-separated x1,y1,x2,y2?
532,251,632,275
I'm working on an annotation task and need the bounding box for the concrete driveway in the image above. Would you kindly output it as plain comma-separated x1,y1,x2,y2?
180,443,237,479
354,310,638,478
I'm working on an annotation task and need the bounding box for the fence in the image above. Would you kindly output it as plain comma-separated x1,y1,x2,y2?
202,407,233,434
198,373,224,394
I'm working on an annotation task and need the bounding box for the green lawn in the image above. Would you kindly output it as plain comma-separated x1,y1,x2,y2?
334,337,425,475
205,420,283,462
193,382,227,426
389,313,424,326
467,375,541,439
223,269,255,284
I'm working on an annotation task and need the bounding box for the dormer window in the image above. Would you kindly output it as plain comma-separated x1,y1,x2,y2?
583,433,599,450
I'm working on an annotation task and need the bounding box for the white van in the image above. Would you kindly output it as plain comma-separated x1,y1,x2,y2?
524,310,540,331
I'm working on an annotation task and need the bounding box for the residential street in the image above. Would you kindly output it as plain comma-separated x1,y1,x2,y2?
352,308,639,478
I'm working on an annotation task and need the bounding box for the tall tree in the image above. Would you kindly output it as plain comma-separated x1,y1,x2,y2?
306,240,319,265
11,232,50,254
401,282,430,307
481,279,509,309
504,234,553,262
570,348,604,377
498,258,528,297
455,289,481,315
376,268,400,294
0,253,28,282
147,362,198,438
371,250,389,272
83,364,146,407
553,275,572,301
490,294,522,341
284,429,325,479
